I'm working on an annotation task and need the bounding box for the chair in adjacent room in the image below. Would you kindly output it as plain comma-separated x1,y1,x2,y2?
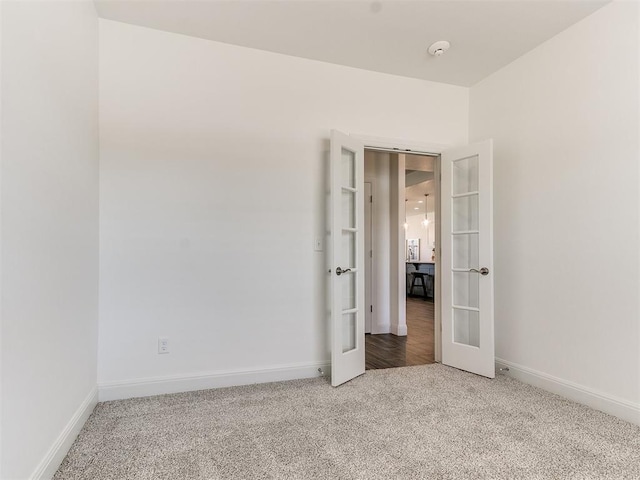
409,271,433,300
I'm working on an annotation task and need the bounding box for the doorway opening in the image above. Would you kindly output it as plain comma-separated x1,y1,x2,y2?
329,131,493,386
363,149,439,370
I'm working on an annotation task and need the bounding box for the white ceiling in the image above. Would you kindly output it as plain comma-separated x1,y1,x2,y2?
404,153,435,209
95,0,608,87
406,180,435,214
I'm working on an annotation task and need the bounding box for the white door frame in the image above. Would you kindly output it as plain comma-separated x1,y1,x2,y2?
364,182,373,334
390,153,407,337
354,134,451,363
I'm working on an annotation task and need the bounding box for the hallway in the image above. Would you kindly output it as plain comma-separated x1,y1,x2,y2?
365,297,435,369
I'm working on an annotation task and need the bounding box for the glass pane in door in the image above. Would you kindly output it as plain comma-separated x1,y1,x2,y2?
452,155,479,195
452,195,479,232
342,190,356,229
451,153,481,347
341,231,355,269
341,272,356,310
342,312,356,353
340,146,358,354
342,148,355,188
452,233,479,269
452,272,479,308
453,309,480,347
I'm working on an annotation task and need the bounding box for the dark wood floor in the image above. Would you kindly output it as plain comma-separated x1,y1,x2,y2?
365,296,435,370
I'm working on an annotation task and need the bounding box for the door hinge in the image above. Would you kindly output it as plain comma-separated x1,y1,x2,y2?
369,250,372,258
370,195,373,203
370,305,373,313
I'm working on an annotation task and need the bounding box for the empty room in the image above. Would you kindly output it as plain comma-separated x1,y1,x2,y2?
1,0,639,479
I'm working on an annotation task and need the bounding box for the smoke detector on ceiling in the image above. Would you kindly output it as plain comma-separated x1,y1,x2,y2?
428,41,450,57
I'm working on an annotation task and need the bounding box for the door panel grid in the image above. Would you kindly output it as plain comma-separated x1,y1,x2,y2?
330,132,365,386
441,141,494,378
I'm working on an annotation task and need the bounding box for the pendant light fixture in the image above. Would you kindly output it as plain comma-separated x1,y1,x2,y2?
403,198,409,230
422,194,429,227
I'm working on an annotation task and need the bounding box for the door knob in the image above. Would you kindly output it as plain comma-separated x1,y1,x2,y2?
335,267,352,276
469,267,489,276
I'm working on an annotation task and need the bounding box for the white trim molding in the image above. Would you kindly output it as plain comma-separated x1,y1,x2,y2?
98,361,331,402
495,358,640,426
351,134,450,155
372,322,391,335
30,387,98,480
390,323,408,337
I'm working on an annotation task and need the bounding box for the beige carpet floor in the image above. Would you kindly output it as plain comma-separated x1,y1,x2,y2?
55,364,640,479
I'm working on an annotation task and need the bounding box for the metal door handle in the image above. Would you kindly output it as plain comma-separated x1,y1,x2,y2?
469,267,489,276
336,267,352,276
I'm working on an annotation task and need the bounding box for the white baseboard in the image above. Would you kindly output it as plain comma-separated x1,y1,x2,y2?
98,361,331,402
372,323,390,335
30,387,98,480
391,323,407,336
495,357,640,426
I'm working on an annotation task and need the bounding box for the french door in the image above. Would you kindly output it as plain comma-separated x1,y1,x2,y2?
329,130,366,386
329,132,495,384
441,140,495,378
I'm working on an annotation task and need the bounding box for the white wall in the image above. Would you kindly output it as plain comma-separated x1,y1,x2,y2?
98,19,468,391
390,154,406,336
470,1,639,412
365,151,391,334
0,1,99,478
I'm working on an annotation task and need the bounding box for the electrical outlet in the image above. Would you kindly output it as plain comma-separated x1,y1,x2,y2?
314,237,323,252
158,337,169,354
